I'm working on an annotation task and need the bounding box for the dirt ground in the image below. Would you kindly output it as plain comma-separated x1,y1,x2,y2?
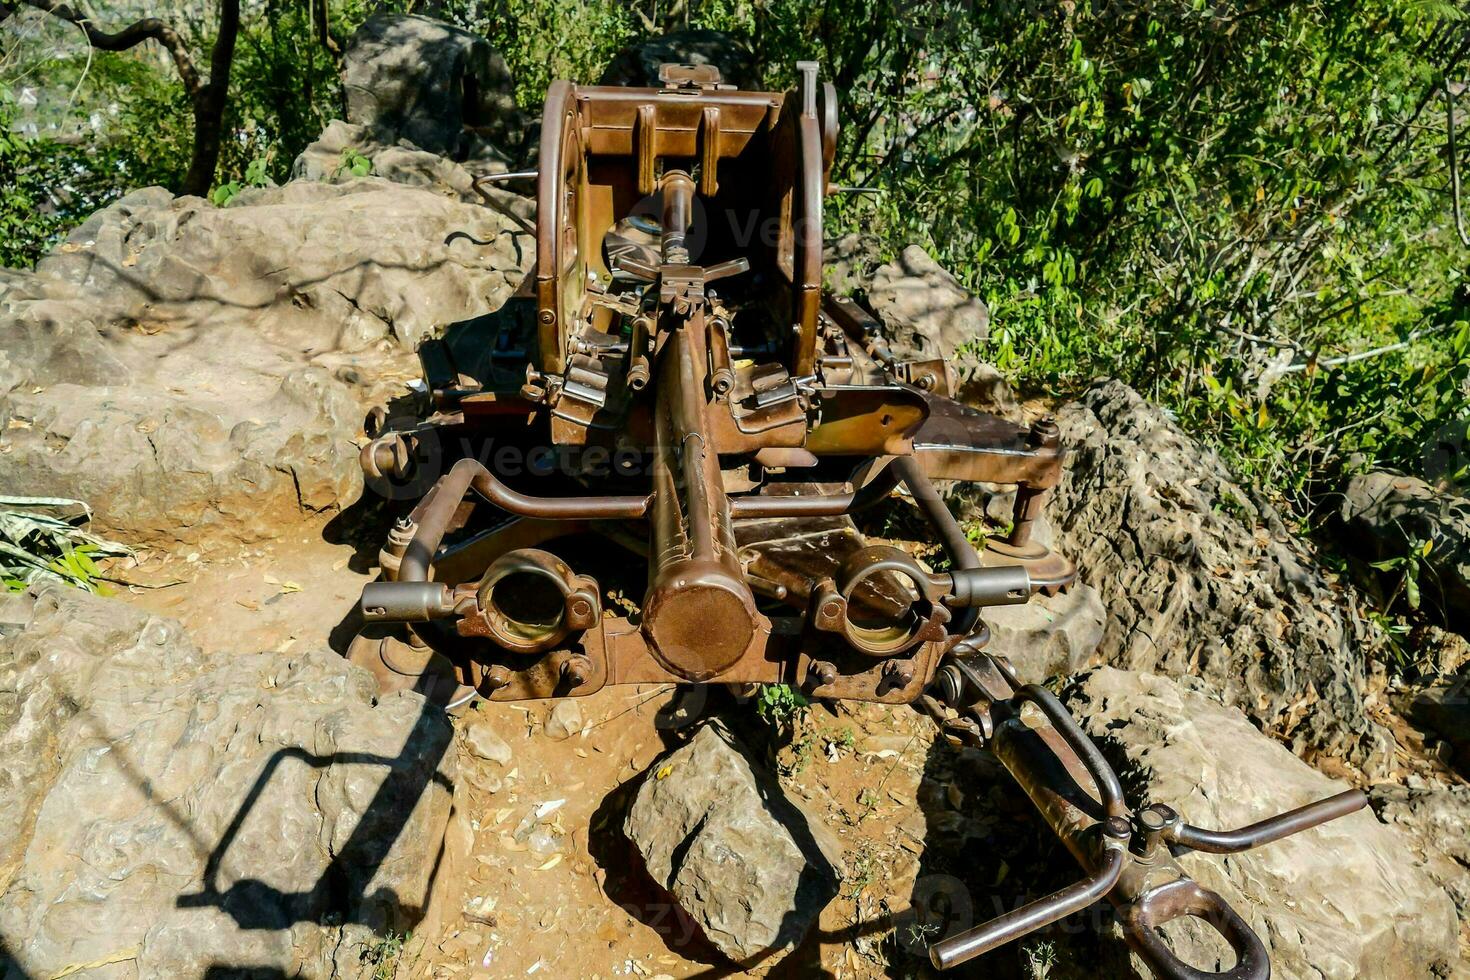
114,501,1466,980
118,516,1074,980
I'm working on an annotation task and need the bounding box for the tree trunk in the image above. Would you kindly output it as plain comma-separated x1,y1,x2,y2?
179,0,241,198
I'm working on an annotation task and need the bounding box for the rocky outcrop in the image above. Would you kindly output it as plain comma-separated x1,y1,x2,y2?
1340,470,1470,635
0,585,454,978
1065,667,1460,979
983,584,1107,684
1408,676,1470,774
0,179,532,551
344,13,524,159
868,245,990,361
291,119,537,222
1369,779,1470,932
599,29,758,90
624,721,841,968
1049,380,1392,774
823,233,883,298
865,245,1016,416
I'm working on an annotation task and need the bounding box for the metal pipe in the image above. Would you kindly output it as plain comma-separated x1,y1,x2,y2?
930,839,1127,970
627,315,652,391
360,581,457,622
641,312,758,680
893,455,981,635
726,457,902,517
1164,789,1367,854
475,170,540,183
1015,684,1128,820
928,677,1134,970
708,315,734,395
397,458,651,583
942,565,1032,607
660,170,696,263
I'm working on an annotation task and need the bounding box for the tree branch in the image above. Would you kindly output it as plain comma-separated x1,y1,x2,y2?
18,0,200,99
1445,76,1470,247
309,0,341,58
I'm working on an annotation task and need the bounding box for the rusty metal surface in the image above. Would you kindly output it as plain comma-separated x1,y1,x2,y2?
345,60,1356,980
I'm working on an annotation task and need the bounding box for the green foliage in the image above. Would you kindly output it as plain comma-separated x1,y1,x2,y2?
0,496,131,594
1370,537,1435,611
788,0,1470,507
755,683,809,727
211,154,275,206
0,89,142,267
359,929,410,980
333,146,374,179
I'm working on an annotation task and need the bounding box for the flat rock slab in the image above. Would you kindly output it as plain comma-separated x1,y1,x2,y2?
625,721,842,969
1065,667,1459,979
0,179,532,552
1370,779,1470,935
0,585,454,978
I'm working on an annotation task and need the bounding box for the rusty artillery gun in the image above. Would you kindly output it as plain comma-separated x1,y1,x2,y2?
352,61,1367,977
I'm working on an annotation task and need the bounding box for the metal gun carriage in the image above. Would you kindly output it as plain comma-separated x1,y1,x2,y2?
351,60,1365,977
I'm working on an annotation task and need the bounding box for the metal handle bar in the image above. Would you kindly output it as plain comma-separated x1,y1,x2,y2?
1014,683,1128,820
930,837,1128,970
1122,879,1270,980
1163,789,1367,854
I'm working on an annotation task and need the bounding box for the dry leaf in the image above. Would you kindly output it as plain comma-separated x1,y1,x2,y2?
535,854,562,871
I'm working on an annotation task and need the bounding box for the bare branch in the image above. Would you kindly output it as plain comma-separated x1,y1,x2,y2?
17,0,201,99
1272,320,1459,376
1445,76,1470,247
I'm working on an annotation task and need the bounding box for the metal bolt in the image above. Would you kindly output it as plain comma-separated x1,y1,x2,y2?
484,666,512,692
1027,416,1060,448
1135,803,1177,859
882,659,915,687
561,655,592,688
538,309,556,325
569,597,593,620
821,599,843,621
1103,815,1132,841
811,660,837,686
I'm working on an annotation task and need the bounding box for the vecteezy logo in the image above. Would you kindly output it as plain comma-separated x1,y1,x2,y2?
892,874,974,954
627,186,710,262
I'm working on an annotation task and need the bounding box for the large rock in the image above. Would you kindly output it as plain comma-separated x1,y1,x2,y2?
1050,381,1392,773
344,13,523,159
624,721,841,967
0,179,532,550
868,245,990,360
865,245,1015,415
1369,779,1470,933
984,582,1107,683
0,585,455,978
1340,470,1470,635
599,29,758,90
1065,667,1460,979
291,119,533,217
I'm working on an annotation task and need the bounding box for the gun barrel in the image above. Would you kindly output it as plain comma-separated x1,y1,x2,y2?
641,308,759,679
